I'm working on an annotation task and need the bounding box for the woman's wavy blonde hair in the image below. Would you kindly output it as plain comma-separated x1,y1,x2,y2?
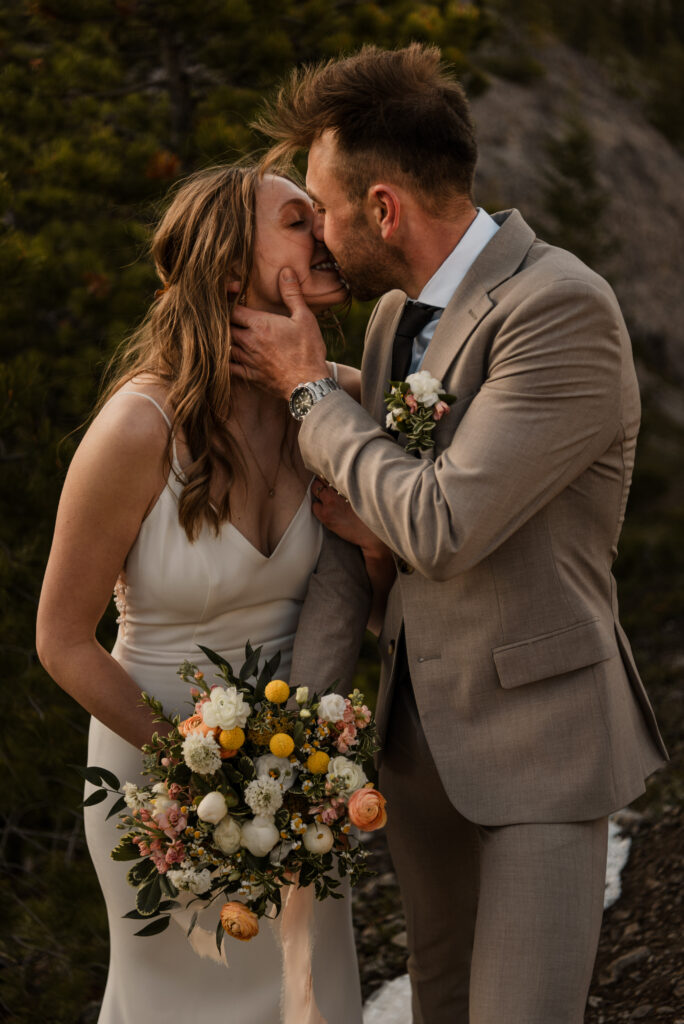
100,164,263,541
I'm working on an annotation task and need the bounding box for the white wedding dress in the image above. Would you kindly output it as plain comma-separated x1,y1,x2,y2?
84,392,363,1024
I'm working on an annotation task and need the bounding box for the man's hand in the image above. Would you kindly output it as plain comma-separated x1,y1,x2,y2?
230,267,330,398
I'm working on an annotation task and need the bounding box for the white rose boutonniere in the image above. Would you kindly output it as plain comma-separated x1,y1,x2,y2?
384,370,456,451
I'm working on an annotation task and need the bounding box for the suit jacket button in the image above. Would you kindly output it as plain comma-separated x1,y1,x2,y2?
388,640,395,655
417,656,425,663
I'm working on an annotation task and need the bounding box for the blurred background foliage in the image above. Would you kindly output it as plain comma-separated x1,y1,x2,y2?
1,1,682,1020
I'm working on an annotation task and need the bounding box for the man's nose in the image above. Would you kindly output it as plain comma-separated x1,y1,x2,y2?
312,210,325,241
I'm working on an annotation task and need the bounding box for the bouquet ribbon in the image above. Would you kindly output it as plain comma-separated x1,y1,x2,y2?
171,877,326,1023
274,876,327,1024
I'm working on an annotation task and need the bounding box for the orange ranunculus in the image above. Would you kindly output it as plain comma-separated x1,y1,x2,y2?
219,747,238,759
347,787,387,832
177,713,217,738
220,901,259,941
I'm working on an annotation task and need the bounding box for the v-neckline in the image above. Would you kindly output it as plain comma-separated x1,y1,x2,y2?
226,481,313,561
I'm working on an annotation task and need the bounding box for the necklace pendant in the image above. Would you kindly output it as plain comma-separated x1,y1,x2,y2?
268,488,276,498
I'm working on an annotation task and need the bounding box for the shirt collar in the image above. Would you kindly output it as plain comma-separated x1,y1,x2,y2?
417,208,500,308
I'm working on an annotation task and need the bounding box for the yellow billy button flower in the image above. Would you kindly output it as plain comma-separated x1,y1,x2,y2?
264,680,290,704
219,726,245,750
269,732,295,758
306,750,330,775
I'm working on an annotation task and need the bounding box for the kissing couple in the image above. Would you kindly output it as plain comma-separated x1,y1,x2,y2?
39,43,666,1024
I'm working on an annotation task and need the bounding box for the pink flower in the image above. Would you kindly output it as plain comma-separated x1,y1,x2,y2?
406,393,419,413
138,841,151,857
433,400,450,421
316,798,347,824
354,705,372,728
151,851,168,873
334,724,358,753
165,841,185,865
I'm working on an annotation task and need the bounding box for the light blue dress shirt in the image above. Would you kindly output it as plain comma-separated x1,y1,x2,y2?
408,208,500,375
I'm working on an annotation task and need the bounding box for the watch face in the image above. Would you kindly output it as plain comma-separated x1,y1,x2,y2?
290,386,314,420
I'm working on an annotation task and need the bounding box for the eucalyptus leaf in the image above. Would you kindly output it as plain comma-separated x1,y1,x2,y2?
186,911,199,937
197,644,232,672
135,915,170,937
97,767,121,790
71,765,108,787
215,919,224,955
105,794,127,820
82,788,108,808
239,646,261,680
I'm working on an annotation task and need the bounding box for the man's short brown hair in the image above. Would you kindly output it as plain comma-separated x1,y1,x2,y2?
256,44,478,206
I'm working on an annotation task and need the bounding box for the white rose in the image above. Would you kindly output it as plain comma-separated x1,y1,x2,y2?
295,686,309,705
255,754,298,792
201,686,252,730
406,370,443,407
326,756,367,796
385,411,398,428
213,815,242,854
240,815,280,857
318,693,347,723
197,791,228,824
302,823,334,854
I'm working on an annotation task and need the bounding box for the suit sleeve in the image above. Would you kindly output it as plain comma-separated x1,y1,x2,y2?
289,526,372,691
297,278,625,582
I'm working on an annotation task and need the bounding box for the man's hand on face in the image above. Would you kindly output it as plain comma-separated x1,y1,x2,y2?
230,267,331,399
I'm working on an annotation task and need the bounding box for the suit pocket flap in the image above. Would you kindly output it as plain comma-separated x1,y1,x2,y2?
492,618,616,689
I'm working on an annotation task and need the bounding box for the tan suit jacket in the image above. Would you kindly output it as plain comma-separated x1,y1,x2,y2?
291,209,666,826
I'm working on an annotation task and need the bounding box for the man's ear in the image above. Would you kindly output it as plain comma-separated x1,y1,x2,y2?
368,184,401,240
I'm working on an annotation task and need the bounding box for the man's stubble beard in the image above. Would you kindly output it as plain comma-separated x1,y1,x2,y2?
332,214,409,302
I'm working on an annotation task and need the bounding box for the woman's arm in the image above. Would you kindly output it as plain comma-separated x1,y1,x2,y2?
36,394,171,749
327,361,361,403
311,479,395,635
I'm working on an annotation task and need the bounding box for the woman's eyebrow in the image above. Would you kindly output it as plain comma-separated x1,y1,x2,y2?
279,197,311,214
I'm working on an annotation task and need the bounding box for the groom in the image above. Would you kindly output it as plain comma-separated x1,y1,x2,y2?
231,45,667,1023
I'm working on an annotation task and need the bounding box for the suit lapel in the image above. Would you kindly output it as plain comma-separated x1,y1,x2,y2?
362,210,537,424
421,209,536,384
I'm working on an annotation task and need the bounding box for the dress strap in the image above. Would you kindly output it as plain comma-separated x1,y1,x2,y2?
117,390,173,429
328,361,338,382
112,390,180,468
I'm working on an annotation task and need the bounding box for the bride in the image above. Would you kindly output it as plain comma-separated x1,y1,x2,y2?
36,164,392,1023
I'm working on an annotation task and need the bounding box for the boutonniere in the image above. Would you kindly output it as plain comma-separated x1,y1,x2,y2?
384,370,456,452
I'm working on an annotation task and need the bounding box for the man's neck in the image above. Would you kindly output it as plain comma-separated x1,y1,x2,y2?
399,203,478,299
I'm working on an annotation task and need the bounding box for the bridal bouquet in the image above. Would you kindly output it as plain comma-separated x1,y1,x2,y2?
385,369,456,451
82,643,386,952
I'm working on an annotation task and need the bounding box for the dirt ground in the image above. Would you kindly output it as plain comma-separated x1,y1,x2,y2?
353,803,683,1022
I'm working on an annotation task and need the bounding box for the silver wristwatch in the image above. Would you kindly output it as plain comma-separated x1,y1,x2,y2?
288,377,341,421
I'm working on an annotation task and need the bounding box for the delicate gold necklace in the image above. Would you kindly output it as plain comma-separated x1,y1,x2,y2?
233,416,285,498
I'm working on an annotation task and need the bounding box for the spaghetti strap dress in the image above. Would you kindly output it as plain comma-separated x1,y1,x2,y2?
83,390,363,1024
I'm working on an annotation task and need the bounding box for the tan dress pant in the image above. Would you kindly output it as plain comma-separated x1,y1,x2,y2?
379,664,609,1024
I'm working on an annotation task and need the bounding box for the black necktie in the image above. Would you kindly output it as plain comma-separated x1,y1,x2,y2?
390,300,442,381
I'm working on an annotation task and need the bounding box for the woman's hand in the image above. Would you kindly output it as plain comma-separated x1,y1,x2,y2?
311,478,396,634
312,478,380,554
